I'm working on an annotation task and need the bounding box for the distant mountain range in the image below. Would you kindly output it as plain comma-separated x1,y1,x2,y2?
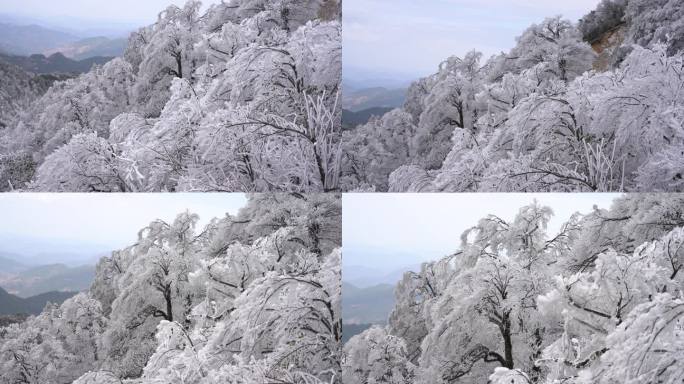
0,286,77,315
1,52,113,74
343,68,418,91
0,233,112,266
0,254,27,274
342,323,373,343
342,281,395,325
0,22,126,60
0,13,137,39
0,22,76,56
342,107,393,129
344,264,418,288
0,255,95,297
45,36,128,61
342,86,407,112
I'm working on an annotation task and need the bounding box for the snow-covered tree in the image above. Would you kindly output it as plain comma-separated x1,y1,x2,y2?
0,194,341,384
132,1,203,117
623,0,684,55
341,109,416,191
579,0,627,43
343,194,684,384
343,326,415,384
0,0,341,192
412,51,484,170
343,1,684,193
0,294,107,384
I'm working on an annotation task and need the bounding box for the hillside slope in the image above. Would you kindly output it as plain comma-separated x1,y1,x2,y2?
342,282,395,325
0,58,58,129
0,194,343,383
0,263,95,297
0,0,343,193
0,287,77,315
342,107,393,129
0,53,113,74
45,37,127,60
342,87,406,112
589,24,627,70
0,23,78,56
0,254,27,274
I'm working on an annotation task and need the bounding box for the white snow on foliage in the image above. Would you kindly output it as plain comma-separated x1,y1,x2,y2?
0,0,342,192
342,194,684,384
342,0,684,192
0,193,342,384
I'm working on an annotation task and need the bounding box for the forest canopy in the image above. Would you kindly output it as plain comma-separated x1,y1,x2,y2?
343,194,684,384
0,0,342,192
341,0,684,193
0,193,342,384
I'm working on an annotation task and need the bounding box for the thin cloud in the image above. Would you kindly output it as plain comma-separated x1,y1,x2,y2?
0,0,222,25
0,194,247,253
343,193,620,272
344,0,601,79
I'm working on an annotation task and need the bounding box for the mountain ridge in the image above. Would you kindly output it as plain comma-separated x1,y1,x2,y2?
0,22,78,56
0,260,95,298
0,52,113,74
0,286,77,315
342,86,407,112
342,107,394,129
342,281,395,325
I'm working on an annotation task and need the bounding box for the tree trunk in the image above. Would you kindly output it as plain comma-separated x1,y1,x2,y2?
502,311,514,369
176,53,183,79
314,148,329,191
164,286,173,322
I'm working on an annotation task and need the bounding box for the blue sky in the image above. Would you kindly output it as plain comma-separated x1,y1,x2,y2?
343,193,620,274
0,194,247,263
344,0,602,85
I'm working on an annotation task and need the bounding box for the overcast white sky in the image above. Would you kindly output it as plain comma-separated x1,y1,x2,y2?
344,0,602,85
0,0,222,31
343,193,621,273
0,194,246,262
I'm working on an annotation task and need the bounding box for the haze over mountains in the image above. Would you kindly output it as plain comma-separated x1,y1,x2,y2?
0,21,126,59
343,281,394,324
342,86,406,111
0,22,76,55
0,250,96,328
0,233,111,266
0,13,129,78
341,69,411,128
344,263,418,288
0,12,137,39
341,86,407,129
341,282,395,343
0,251,93,322
0,253,96,297
0,17,122,124
341,264,418,341
0,234,106,314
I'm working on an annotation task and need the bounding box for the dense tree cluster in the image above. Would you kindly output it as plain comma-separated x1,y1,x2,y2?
0,193,342,384
0,60,71,189
343,194,684,383
341,0,684,192
579,0,627,43
0,60,51,130
622,0,684,55
0,0,342,192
